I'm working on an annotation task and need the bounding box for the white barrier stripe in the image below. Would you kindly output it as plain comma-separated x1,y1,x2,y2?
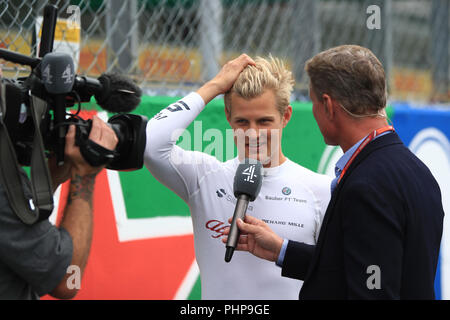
173,258,200,300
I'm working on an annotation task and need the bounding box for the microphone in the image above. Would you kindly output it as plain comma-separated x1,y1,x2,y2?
73,73,142,113
41,52,75,165
225,159,263,263
41,52,75,94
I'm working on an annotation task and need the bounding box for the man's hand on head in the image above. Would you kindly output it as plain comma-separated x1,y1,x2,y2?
196,54,256,105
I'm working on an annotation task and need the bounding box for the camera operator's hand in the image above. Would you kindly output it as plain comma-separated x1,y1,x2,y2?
48,116,118,191
65,115,118,177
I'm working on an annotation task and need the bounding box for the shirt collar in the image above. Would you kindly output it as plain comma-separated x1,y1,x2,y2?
334,136,366,177
334,131,393,178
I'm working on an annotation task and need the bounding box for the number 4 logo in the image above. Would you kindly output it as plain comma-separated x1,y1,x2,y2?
243,165,257,183
62,64,74,84
42,64,52,85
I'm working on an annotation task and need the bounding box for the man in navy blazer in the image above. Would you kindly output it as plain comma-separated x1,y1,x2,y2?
223,45,444,299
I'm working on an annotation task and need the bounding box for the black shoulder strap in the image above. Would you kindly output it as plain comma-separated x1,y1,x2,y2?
0,80,53,224
28,95,54,218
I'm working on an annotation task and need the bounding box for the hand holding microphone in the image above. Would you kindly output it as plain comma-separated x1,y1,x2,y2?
223,159,285,263
225,159,263,262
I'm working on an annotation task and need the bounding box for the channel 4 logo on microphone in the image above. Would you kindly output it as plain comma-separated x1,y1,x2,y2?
242,165,257,183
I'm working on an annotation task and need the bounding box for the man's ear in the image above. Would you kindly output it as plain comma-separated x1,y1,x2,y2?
282,105,293,128
322,94,335,120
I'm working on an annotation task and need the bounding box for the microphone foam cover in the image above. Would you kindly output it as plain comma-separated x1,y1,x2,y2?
41,52,75,94
96,73,142,113
233,159,263,201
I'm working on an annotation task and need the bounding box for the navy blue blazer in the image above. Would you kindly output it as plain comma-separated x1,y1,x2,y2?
282,132,444,299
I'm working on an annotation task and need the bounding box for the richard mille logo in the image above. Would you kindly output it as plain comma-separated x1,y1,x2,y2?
262,219,304,229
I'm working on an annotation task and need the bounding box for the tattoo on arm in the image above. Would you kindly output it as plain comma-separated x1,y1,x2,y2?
67,174,97,207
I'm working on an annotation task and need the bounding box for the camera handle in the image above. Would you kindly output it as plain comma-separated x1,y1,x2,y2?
0,89,54,225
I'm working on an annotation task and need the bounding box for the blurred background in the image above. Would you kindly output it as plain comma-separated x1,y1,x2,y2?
1,0,449,300
1,0,449,105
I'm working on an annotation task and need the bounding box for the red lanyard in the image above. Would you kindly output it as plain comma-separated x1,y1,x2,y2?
337,126,394,184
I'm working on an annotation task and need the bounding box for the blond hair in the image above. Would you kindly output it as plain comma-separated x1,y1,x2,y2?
305,45,387,117
224,55,294,116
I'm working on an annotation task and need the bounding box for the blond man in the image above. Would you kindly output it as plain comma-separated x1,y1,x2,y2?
144,54,331,299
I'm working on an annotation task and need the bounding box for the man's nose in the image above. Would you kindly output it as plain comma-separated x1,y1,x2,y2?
246,125,259,142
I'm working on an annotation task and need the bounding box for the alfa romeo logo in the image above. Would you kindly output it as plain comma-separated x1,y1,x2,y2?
282,187,291,195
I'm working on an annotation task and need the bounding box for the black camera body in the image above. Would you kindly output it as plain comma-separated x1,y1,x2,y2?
73,114,148,170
